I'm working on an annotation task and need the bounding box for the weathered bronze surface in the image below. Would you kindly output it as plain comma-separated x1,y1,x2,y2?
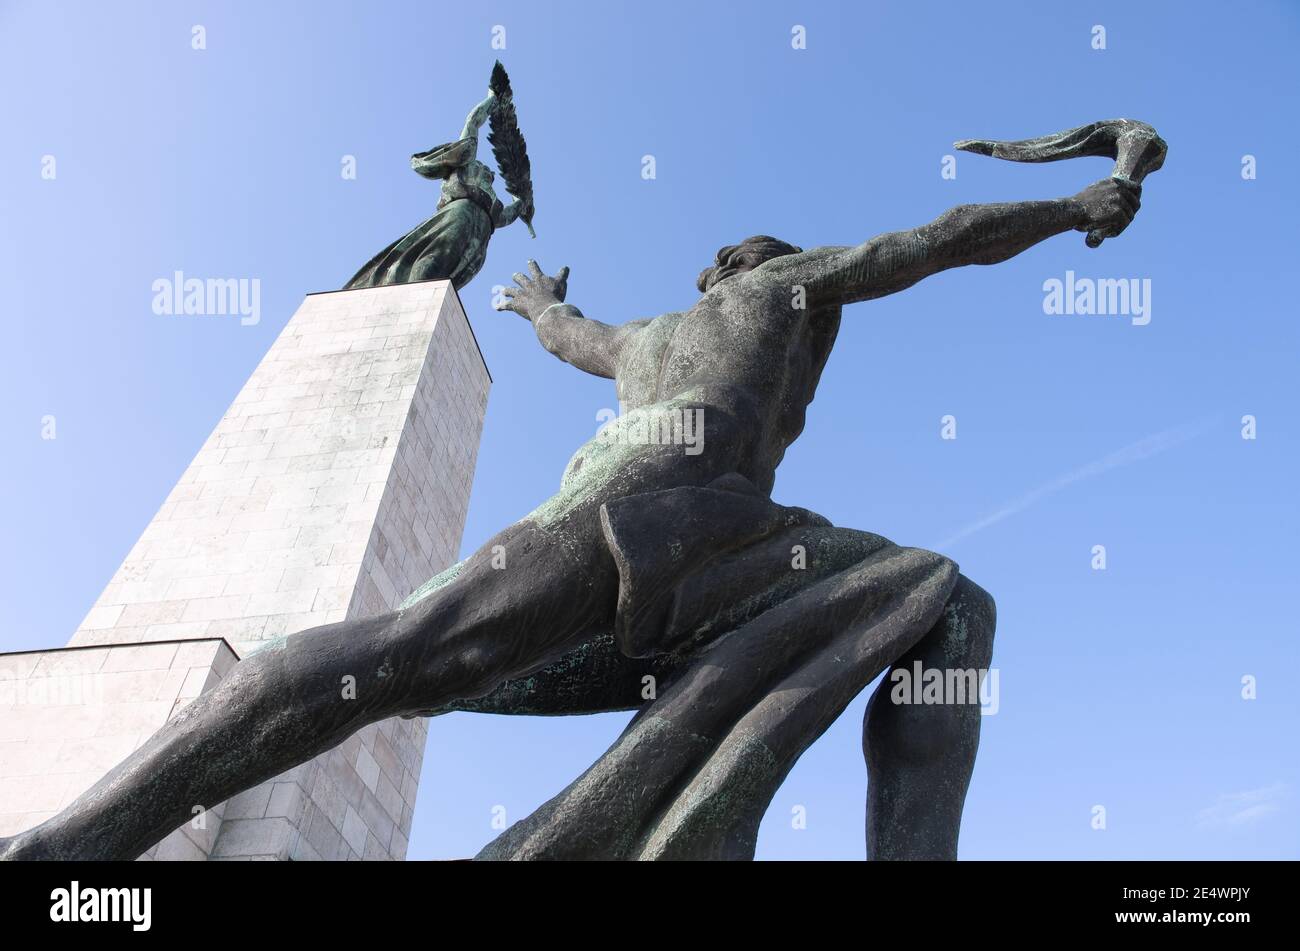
1,119,1165,862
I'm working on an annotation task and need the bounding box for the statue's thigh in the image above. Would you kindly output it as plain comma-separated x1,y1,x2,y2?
440,524,937,718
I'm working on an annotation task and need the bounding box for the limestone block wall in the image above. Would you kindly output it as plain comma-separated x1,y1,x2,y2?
1,280,489,859
0,638,238,860
68,280,489,660
207,282,490,861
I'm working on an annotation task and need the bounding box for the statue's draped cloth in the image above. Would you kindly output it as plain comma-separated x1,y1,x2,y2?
344,138,503,291
470,475,960,860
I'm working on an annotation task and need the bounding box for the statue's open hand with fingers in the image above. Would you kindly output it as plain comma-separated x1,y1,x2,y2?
497,260,570,322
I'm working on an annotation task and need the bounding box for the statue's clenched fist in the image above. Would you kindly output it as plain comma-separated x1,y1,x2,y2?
1074,177,1142,247
497,260,570,321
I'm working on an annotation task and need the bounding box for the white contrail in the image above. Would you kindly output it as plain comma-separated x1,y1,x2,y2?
932,415,1220,550
1196,782,1288,829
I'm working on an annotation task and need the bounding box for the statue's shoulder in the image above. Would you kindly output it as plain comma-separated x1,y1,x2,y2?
628,310,679,333
616,313,676,357
748,245,861,298
744,246,835,288
768,244,844,275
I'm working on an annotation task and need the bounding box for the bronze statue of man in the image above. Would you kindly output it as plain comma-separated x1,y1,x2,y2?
1,119,1164,862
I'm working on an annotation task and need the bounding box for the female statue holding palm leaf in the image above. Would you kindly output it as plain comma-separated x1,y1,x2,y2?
345,63,534,291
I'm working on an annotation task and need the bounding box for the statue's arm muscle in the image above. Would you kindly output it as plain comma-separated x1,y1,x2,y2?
494,202,520,228
459,92,495,141
797,198,1088,306
533,304,642,379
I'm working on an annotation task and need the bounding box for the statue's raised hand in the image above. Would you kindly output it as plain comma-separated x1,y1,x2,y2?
1073,178,1141,247
497,260,569,321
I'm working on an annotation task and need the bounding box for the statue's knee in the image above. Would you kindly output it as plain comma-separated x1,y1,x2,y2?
941,575,996,668
863,577,994,770
952,575,995,629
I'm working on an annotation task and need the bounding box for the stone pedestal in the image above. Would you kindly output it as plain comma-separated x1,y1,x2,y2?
0,280,490,859
0,639,238,859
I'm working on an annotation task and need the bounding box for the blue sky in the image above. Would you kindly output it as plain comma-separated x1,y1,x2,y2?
1,0,1296,859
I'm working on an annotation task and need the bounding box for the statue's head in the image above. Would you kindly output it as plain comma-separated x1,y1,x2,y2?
696,236,802,293
464,159,496,193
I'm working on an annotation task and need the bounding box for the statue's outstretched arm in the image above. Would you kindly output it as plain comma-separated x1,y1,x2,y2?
495,261,641,379
410,92,496,181
794,178,1140,307
459,90,496,141
493,195,534,230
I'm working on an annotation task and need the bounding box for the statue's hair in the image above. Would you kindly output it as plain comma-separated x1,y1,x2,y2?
697,235,803,292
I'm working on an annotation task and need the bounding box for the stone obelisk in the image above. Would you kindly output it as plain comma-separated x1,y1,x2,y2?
0,279,490,859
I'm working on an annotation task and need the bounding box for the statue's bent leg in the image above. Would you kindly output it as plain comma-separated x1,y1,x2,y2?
475,523,961,861
0,510,621,861
0,432,739,861
0,609,416,861
863,574,996,860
